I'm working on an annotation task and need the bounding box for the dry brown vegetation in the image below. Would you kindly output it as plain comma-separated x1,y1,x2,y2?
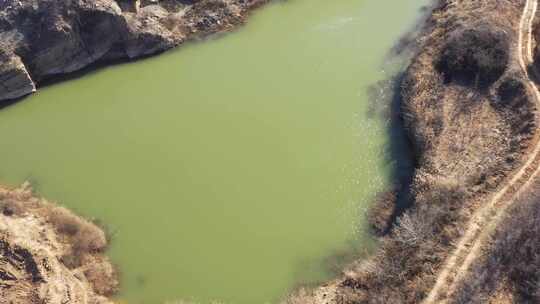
287,0,540,303
0,183,118,303
437,25,510,87
450,180,540,303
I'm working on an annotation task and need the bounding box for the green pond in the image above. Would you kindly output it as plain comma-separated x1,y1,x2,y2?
0,1,429,303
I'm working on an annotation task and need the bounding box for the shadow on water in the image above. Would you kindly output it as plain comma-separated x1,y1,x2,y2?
365,0,441,235
0,57,134,111
0,97,21,111
281,59,423,304
277,73,418,298
367,72,416,234
282,3,442,298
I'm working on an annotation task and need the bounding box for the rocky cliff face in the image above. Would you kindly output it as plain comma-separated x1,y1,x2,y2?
0,0,267,101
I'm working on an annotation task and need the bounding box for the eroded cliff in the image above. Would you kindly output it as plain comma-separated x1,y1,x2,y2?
287,0,540,303
0,0,267,101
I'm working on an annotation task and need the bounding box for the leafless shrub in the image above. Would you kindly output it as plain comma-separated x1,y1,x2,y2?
394,212,434,247
47,206,107,269
437,25,510,87
369,189,398,236
83,259,119,296
48,207,81,236
72,223,107,253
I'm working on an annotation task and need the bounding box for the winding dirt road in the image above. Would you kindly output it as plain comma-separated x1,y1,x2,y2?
422,0,540,303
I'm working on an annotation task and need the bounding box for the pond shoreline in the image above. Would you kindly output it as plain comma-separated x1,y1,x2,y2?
3,0,534,303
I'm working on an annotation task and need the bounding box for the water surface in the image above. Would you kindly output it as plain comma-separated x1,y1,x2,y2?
0,1,428,303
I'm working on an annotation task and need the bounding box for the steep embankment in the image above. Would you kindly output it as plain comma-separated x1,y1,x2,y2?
0,0,268,101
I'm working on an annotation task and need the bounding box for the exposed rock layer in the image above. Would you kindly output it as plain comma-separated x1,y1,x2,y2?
0,0,268,101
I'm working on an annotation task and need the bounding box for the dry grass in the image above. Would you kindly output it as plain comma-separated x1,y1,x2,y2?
286,1,536,303
47,206,108,252
450,180,540,303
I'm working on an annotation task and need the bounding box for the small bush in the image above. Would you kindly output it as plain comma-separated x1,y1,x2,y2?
393,212,434,247
48,207,81,236
72,224,107,253
0,199,24,216
368,189,398,236
83,260,119,296
497,77,526,102
48,207,107,255
437,25,510,87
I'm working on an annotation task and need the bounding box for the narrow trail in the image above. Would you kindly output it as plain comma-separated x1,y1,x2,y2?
421,0,540,303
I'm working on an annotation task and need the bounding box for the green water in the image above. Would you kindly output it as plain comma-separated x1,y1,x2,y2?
0,1,428,303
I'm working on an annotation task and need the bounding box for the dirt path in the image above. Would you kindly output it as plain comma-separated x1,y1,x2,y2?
421,1,540,303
